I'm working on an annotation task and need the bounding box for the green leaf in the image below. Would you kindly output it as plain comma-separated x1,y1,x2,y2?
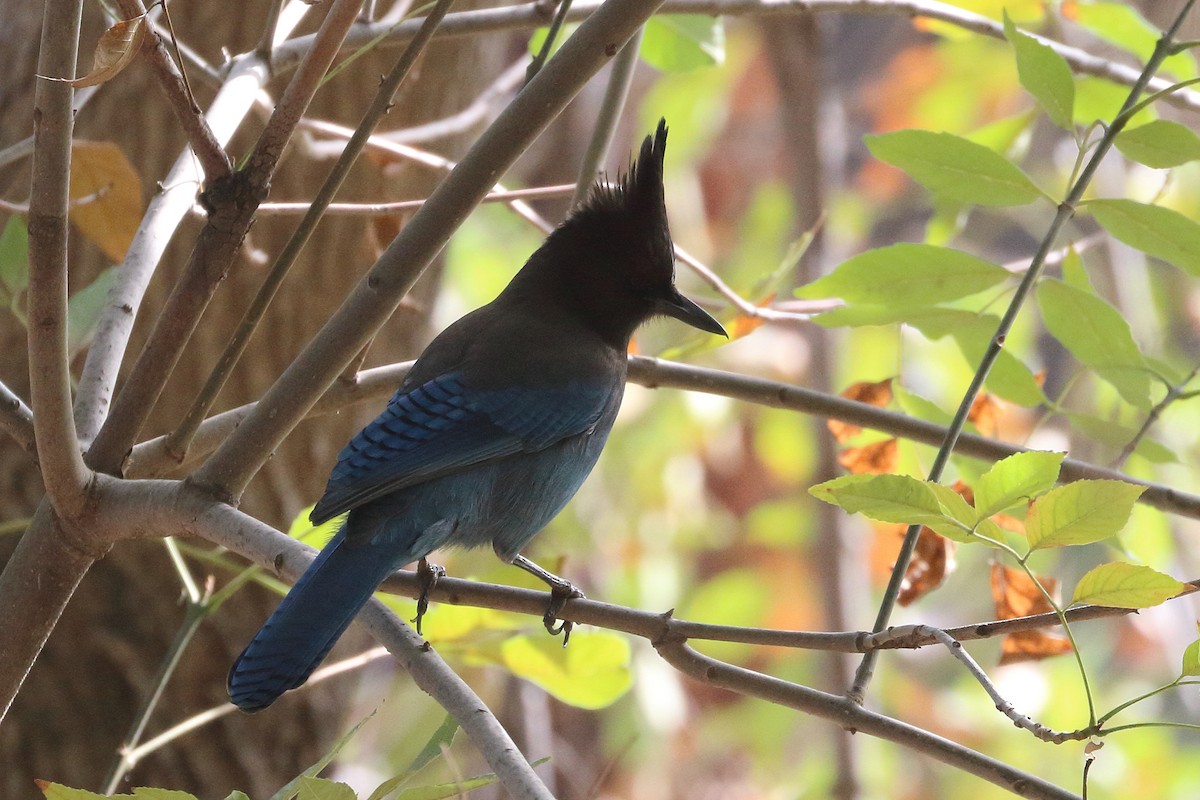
1090,199,1200,277
298,778,356,800
501,630,632,709
1116,120,1200,169
1026,480,1146,550
272,713,375,800
682,568,770,661
1003,12,1074,129
1036,277,1151,407
66,266,119,358
224,794,251,800
810,474,972,541
38,788,199,800
1070,562,1184,609
796,243,1010,306
405,713,459,776
1060,244,1092,291
641,15,725,72
1074,77,1157,128
1182,639,1200,677
965,110,1036,153
1067,413,1177,465
392,775,500,800
365,713,461,800
527,24,577,60
939,318,1047,407
287,504,345,546
893,384,953,426
1070,2,1196,81
974,451,1064,518
0,215,29,303
864,129,1042,206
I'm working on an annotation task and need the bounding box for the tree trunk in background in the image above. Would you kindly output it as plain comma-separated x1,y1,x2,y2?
0,2,506,795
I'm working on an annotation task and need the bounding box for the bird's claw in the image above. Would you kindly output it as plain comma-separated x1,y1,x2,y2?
413,557,446,636
542,581,585,646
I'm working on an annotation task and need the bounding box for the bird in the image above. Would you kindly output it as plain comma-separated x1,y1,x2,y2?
227,119,726,712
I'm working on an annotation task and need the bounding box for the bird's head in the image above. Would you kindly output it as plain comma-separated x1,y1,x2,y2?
511,119,726,349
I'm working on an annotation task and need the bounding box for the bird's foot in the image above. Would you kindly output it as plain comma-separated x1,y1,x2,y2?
511,554,584,646
412,557,446,636
543,580,585,645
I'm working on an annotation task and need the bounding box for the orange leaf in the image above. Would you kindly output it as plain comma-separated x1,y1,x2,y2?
898,526,957,606
968,392,1003,437
66,16,146,89
838,438,898,475
991,563,1072,664
730,312,766,340
828,379,893,442
70,140,144,261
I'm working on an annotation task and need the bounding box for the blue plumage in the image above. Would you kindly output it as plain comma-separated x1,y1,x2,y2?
228,119,725,712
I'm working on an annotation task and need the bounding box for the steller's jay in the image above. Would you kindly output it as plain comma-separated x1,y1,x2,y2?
228,119,725,712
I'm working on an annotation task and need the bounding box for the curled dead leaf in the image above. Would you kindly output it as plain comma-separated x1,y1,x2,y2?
898,526,957,606
991,563,1072,665
47,15,146,89
828,379,893,442
837,437,898,475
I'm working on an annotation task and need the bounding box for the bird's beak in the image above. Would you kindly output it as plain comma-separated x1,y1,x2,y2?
656,288,727,337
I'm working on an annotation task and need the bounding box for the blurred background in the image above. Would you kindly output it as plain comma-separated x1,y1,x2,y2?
2,0,1200,797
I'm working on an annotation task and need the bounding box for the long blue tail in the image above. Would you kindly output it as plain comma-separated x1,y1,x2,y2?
228,531,398,712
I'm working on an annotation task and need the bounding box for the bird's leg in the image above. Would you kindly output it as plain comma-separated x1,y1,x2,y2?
511,554,585,645
412,557,446,636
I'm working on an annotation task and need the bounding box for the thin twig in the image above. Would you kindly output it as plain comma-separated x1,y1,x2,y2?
114,0,232,181
849,0,1200,705
127,354,1200,520
868,626,1092,743
163,489,555,800
0,381,36,456
655,640,1081,800
72,1,314,445
84,0,366,473
254,184,577,215
571,25,644,208
192,0,671,502
266,0,1200,114
1111,364,1199,469
102,594,210,793
117,647,391,769
163,0,456,463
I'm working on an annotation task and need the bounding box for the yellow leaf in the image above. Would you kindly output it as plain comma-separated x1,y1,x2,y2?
70,140,144,261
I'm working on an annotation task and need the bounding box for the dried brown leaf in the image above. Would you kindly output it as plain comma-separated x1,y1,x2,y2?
64,16,146,89
838,437,899,475
991,563,1072,664
828,379,893,442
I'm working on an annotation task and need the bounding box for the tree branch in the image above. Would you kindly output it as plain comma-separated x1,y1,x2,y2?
28,0,92,515
167,487,555,800
72,2,314,444
192,0,672,502
164,0,456,462
84,0,366,473
114,0,232,182
655,639,1081,800
0,380,36,457
0,503,107,723
269,0,1200,114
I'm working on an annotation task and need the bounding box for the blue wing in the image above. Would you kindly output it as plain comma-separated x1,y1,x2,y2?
309,372,612,524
